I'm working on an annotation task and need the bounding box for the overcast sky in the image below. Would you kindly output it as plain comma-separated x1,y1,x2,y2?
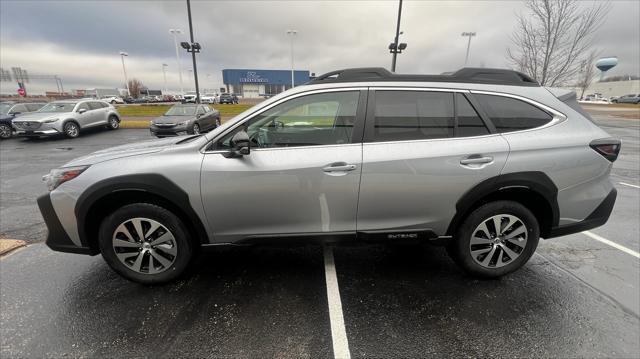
1,0,638,94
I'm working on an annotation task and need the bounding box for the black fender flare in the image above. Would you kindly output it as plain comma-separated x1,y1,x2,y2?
445,171,559,236
75,174,209,250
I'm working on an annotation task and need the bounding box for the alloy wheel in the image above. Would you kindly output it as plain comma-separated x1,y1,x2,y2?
112,217,178,274
109,117,119,129
469,214,528,268
0,124,11,139
65,123,79,137
193,124,200,135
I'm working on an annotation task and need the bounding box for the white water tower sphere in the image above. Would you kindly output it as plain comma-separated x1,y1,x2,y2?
596,57,618,80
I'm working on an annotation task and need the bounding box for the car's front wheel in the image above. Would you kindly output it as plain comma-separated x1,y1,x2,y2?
0,123,12,139
192,123,200,135
447,200,539,278
63,121,80,138
99,203,194,284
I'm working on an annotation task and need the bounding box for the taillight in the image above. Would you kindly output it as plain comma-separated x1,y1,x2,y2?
590,138,621,162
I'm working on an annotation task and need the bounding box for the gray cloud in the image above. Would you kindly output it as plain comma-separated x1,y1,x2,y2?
1,0,638,94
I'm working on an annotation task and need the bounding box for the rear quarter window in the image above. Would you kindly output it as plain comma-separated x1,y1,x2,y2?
474,94,553,133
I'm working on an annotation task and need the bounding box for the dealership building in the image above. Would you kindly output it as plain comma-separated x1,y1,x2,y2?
222,69,311,98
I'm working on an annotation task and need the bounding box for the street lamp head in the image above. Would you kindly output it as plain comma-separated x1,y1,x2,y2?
180,42,191,50
389,43,397,50
398,43,407,50
286,29,298,35
169,29,183,34
192,42,201,50
461,32,477,37
119,51,128,56
162,63,168,67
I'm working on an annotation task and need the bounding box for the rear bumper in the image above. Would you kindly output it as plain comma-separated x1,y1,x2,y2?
547,188,617,238
37,194,96,255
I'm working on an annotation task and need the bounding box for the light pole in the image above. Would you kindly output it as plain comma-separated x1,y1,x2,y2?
169,28,184,94
461,32,476,66
188,69,193,91
119,51,130,96
162,63,168,93
286,29,297,88
389,0,406,72
180,0,202,104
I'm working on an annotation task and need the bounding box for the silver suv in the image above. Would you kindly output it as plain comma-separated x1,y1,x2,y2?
13,100,121,138
37,68,619,284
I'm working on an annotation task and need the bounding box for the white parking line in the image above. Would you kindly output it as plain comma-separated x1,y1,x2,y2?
619,182,640,189
323,246,351,359
582,231,640,259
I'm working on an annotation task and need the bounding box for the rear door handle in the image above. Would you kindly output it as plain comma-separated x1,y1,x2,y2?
460,156,494,165
323,163,357,172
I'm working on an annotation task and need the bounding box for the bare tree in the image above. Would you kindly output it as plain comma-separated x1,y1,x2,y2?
576,50,599,99
507,0,610,87
127,79,144,98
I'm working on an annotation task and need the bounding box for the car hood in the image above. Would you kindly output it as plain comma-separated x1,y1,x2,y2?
12,112,67,122
152,115,194,124
64,136,192,166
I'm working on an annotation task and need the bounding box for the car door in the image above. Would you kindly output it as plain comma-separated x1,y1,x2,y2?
356,89,509,238
200,89,366,243
74,102,93,127
88,102,109,126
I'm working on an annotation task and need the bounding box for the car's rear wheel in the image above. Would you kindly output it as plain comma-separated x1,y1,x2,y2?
99,203,194,284
107,115,120,130
0,123,12,139
63,121,80,138
447,200,539,278
192,123,200,135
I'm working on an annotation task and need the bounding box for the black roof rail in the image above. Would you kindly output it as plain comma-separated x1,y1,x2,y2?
306,67,540,87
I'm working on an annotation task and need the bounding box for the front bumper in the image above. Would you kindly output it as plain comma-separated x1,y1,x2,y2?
547,188,617,238
37,194,96,255
15,129,60,136
14,121,62,136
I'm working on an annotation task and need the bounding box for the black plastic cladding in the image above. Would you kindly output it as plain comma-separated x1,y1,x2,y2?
307,67,540,87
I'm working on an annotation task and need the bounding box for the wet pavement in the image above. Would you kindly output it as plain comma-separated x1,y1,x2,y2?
1,113,639,358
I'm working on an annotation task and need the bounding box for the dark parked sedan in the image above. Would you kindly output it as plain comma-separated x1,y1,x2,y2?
150,104,220,137
0,102,46,139
219,93,239,104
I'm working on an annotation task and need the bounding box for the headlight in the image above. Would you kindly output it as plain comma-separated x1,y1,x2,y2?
176,120,188,126
42,166,89,191
43,118,59,123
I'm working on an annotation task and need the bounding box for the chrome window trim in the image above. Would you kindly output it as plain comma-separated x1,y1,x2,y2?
370,86,470,93
361,132,504,146
201,87,367,154
469,90,567,134
204,142,362,155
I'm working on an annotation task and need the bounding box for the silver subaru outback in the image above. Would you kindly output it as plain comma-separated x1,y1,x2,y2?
37,68,620,284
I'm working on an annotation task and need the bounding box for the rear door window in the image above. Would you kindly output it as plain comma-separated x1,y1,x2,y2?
455,94,489,137
474,94,553,133
369,91,454,142
88,102,105,110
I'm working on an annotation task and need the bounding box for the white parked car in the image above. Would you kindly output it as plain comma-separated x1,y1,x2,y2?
101,96,125,105
201,94,217,104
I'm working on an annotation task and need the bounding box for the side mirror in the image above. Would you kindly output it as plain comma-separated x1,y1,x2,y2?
78,108,87,114
224,130,250,158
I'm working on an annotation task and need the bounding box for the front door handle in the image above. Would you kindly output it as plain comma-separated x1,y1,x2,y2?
460,156,494,165
322,162,357,172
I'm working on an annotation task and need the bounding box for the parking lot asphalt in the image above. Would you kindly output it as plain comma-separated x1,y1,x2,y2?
1,112,639,358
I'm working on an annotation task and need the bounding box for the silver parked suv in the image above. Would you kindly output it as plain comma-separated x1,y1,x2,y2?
37,68,619,284
13,99,121,138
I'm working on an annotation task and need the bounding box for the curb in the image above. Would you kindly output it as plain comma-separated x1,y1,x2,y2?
0,239,27,256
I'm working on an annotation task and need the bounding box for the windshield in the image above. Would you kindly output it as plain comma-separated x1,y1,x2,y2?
0,104,12,115
38,103,76,113
164,106,196,116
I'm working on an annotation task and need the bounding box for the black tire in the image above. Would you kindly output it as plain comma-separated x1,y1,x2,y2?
0,123,12,139
107,115,120,130
63,121,80,138
447,200,539,278
98,203,194,284
192,123,200,135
